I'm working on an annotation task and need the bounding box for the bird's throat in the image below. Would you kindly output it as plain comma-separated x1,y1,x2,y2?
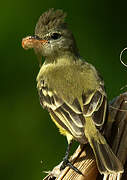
44,51,79,65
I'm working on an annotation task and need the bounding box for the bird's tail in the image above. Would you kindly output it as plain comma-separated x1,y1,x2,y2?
88,134,123,175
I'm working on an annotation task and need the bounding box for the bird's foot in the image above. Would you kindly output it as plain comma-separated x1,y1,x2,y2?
60,157,82,175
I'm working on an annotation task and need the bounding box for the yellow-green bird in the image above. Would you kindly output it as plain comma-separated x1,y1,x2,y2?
22,9,123,176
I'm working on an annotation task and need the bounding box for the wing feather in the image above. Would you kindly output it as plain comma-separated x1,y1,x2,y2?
83,90,107,127
38,87,86,142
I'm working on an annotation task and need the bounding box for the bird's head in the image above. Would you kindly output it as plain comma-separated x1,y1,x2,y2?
22,9,79,65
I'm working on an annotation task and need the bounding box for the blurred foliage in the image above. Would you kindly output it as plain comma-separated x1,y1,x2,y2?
0,0,127,180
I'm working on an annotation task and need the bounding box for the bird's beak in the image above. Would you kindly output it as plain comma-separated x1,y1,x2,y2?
22,36,48,50
22,36,48,68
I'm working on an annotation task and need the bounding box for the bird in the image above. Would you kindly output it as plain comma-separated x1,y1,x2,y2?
22,8,123,176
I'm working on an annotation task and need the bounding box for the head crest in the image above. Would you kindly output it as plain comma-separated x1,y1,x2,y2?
35,8,67,35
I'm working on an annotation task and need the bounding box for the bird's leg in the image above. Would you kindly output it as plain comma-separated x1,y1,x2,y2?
60,141,72,170
60,141,82,175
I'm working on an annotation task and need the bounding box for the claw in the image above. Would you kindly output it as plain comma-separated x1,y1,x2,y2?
60,159,83,175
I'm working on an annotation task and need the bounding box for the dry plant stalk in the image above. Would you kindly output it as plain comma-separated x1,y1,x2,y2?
43,92,127,180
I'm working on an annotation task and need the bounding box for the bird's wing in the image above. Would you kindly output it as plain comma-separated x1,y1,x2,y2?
82,88,107,127
38,82,106,143
38,85,86,143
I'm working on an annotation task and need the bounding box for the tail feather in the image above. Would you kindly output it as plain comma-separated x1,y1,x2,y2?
89,136,123,175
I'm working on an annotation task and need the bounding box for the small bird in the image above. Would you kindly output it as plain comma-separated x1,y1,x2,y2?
22,9,123,176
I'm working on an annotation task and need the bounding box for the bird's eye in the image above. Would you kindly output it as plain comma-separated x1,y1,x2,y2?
51,33,61,40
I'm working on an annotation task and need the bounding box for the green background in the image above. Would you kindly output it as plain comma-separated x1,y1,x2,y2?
1,0,127,180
